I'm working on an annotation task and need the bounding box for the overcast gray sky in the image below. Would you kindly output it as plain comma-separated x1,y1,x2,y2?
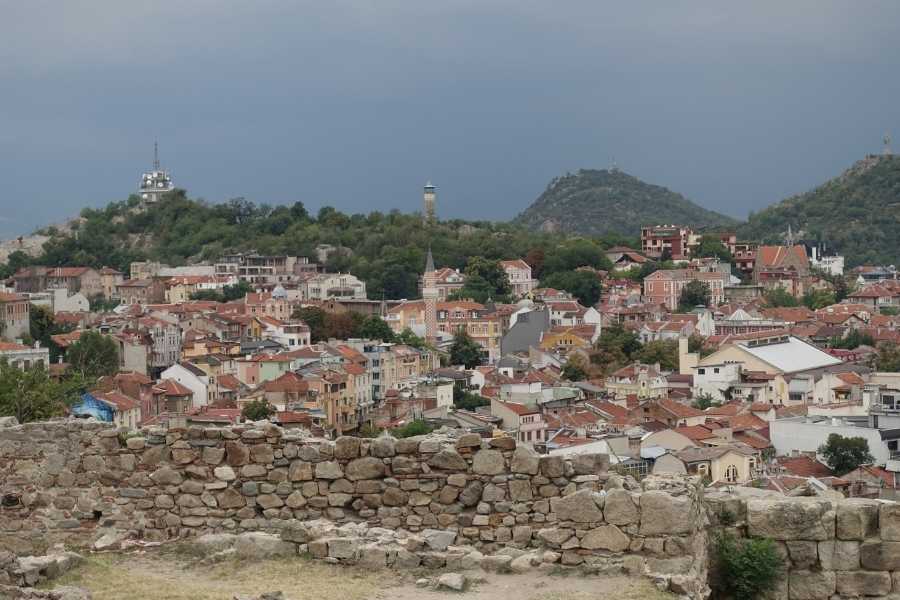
2,1,899,238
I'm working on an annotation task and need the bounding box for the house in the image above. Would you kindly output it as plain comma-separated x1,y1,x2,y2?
117,278,166,305
605,247,648,271
606,363,668,400
302,273,367,301
641,225,696,260
753,245,810,296
99,267,125,300
694,332,843,405
0,292,30,340
386,300,502,362
259,317,311,348
154,379,194,414
13,266,103,297
160,361,211,408
500,259,538,298
419,267,466,301
500,308,551,355
72,390,141,430
669,444,759,483
0,341,50,370
643,270,727,311
629,397,707,428
490,398,547,445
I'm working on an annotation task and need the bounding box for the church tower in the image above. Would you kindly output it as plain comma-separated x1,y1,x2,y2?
423,247,438,345
423,182,436,225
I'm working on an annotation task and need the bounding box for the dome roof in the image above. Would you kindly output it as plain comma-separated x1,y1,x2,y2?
272,285,288,299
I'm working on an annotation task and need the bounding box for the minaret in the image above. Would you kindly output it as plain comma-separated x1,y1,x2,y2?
423,247,438,345
423,181,436,225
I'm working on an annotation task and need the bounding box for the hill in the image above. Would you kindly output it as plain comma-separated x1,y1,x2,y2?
739,154,900,267
1,191,621,301
514,168,737,237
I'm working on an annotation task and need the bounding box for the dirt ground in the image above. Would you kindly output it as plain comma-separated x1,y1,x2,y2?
43,551,673,600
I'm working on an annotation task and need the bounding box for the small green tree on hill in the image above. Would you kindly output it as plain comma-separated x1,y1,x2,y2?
818,433,874,475
449,330,483,368
242,399,275,422
66,331,119,379
763,287,799,308
678,280,711,311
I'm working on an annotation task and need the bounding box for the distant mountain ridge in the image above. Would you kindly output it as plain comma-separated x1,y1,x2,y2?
513,168,737,238
739,154,900,267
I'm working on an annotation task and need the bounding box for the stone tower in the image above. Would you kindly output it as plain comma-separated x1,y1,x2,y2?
423,247,438,345
423,182,436,225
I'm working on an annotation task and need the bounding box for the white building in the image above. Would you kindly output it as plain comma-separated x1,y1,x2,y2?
0,341,50,370
303,273,367,301
500,259,538,298
770,416,900,465
160,362,210,408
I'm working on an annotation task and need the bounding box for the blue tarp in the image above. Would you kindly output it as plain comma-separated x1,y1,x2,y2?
71,392,114,422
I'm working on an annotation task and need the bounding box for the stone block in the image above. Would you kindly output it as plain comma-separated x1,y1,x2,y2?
427,450,468,471
550,488,604,523
786,540,818,570
835,570,891,597
860,540,900,570
790,570,836,600
510,445,540,475
370,436,396,458
334,436,361,460
580,524,630,552
836,498,879,540
315,461,344,480
539,455,565,478
603,489,639,526
817,540,859,570
880,502,900,540
472,449,505,475
344,457,385,481
640,490,693,535
509,479,533,502
225,441,249,466
572,453,609,475
747,498,835,541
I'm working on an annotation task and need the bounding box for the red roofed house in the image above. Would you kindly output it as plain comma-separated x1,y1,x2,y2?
643,270,727,311
629,397,707,428
753,245,810,296
490,398,547,446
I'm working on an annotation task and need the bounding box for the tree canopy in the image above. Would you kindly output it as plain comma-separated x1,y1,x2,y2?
66,331,119,379
818,433,874,475
449,331,483,368
678,280,711,311
540,270,602,306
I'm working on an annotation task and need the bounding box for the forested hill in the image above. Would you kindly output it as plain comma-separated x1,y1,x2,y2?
514,168,737,237
2,191,628,300
739,154,900,267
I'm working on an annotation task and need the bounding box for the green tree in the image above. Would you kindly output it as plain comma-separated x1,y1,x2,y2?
678,280,711,311
0,361,88,423
450,257,511,303
635,339,679,371
763,287,799,308
696,236,732,262
818,433,874,475
396,328,427,349
449,330,483,368
391,419,433,438
540,271,602,306
692,393,718,410
713,531,782,600
561,355,589,381
453,384,490,411
222,281,252,302
29,305,70,362
875,343,900,372
242,399,275,421
358,316,395,342
293,307,329,341
802,288,836,310
590,324,642,375
66,331,119,379
830,330,875,350
542,239,613,275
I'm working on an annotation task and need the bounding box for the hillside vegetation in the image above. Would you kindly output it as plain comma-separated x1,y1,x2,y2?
514,169,737,237
5,191,625,300
740,154,900,266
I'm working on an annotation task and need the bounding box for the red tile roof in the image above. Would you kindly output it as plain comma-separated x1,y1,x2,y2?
777,455,834,478
157,379,193,397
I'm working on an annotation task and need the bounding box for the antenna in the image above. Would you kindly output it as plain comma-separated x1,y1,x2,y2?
610,157,618,172
153,140,160,170
885,133,893,156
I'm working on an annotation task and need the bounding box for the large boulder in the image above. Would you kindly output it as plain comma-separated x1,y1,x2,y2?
233,533,295,559
472,449,505,475
603,489,639,526
747,498,835,541
427,450,469,471
510,446,539,475
550,489,604,523
344,457,385,481
836,499,879,540
639,490,694,535
580,525,630,552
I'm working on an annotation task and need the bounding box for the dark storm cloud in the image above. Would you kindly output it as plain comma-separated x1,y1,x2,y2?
1,1,899,237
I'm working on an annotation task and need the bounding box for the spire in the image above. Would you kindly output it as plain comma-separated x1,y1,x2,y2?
787,224,794,246
153,140,160,170
425,247,435,273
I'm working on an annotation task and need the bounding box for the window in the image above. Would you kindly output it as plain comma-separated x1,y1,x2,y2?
698,368,705,375
725,464,738,483
713,368,720,374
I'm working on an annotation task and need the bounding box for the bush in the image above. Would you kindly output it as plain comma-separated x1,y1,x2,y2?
713,531,782,600
391,419,433,438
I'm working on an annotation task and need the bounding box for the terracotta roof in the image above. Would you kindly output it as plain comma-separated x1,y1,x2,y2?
756,245,809,269
673,425,717,442
776,455,834,478
217,374,243,391
728,413,768,432
494,399,539,416
157,379,193,396
0,292,26,302
262,372,309,393
0,341,31,351
93,390,139,411
656,397,705,418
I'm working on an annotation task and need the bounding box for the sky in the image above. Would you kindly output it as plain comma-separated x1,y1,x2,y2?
2,1,900,238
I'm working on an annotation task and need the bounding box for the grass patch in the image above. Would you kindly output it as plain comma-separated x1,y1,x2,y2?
42,552,395,600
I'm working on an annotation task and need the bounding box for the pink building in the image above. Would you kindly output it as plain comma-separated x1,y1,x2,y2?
643,269,727,311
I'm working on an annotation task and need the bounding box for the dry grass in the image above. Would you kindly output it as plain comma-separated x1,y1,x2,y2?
43,552,396,600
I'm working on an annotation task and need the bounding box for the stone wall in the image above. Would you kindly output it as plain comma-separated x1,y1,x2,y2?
705,491,900,600
0,420,708,597
11,420,900,599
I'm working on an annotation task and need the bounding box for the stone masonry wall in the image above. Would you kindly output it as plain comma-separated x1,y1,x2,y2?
0,420,708,597
705,490,900,600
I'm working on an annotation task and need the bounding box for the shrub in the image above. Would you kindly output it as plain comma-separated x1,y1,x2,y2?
713,531,782,600
391,419,433,438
